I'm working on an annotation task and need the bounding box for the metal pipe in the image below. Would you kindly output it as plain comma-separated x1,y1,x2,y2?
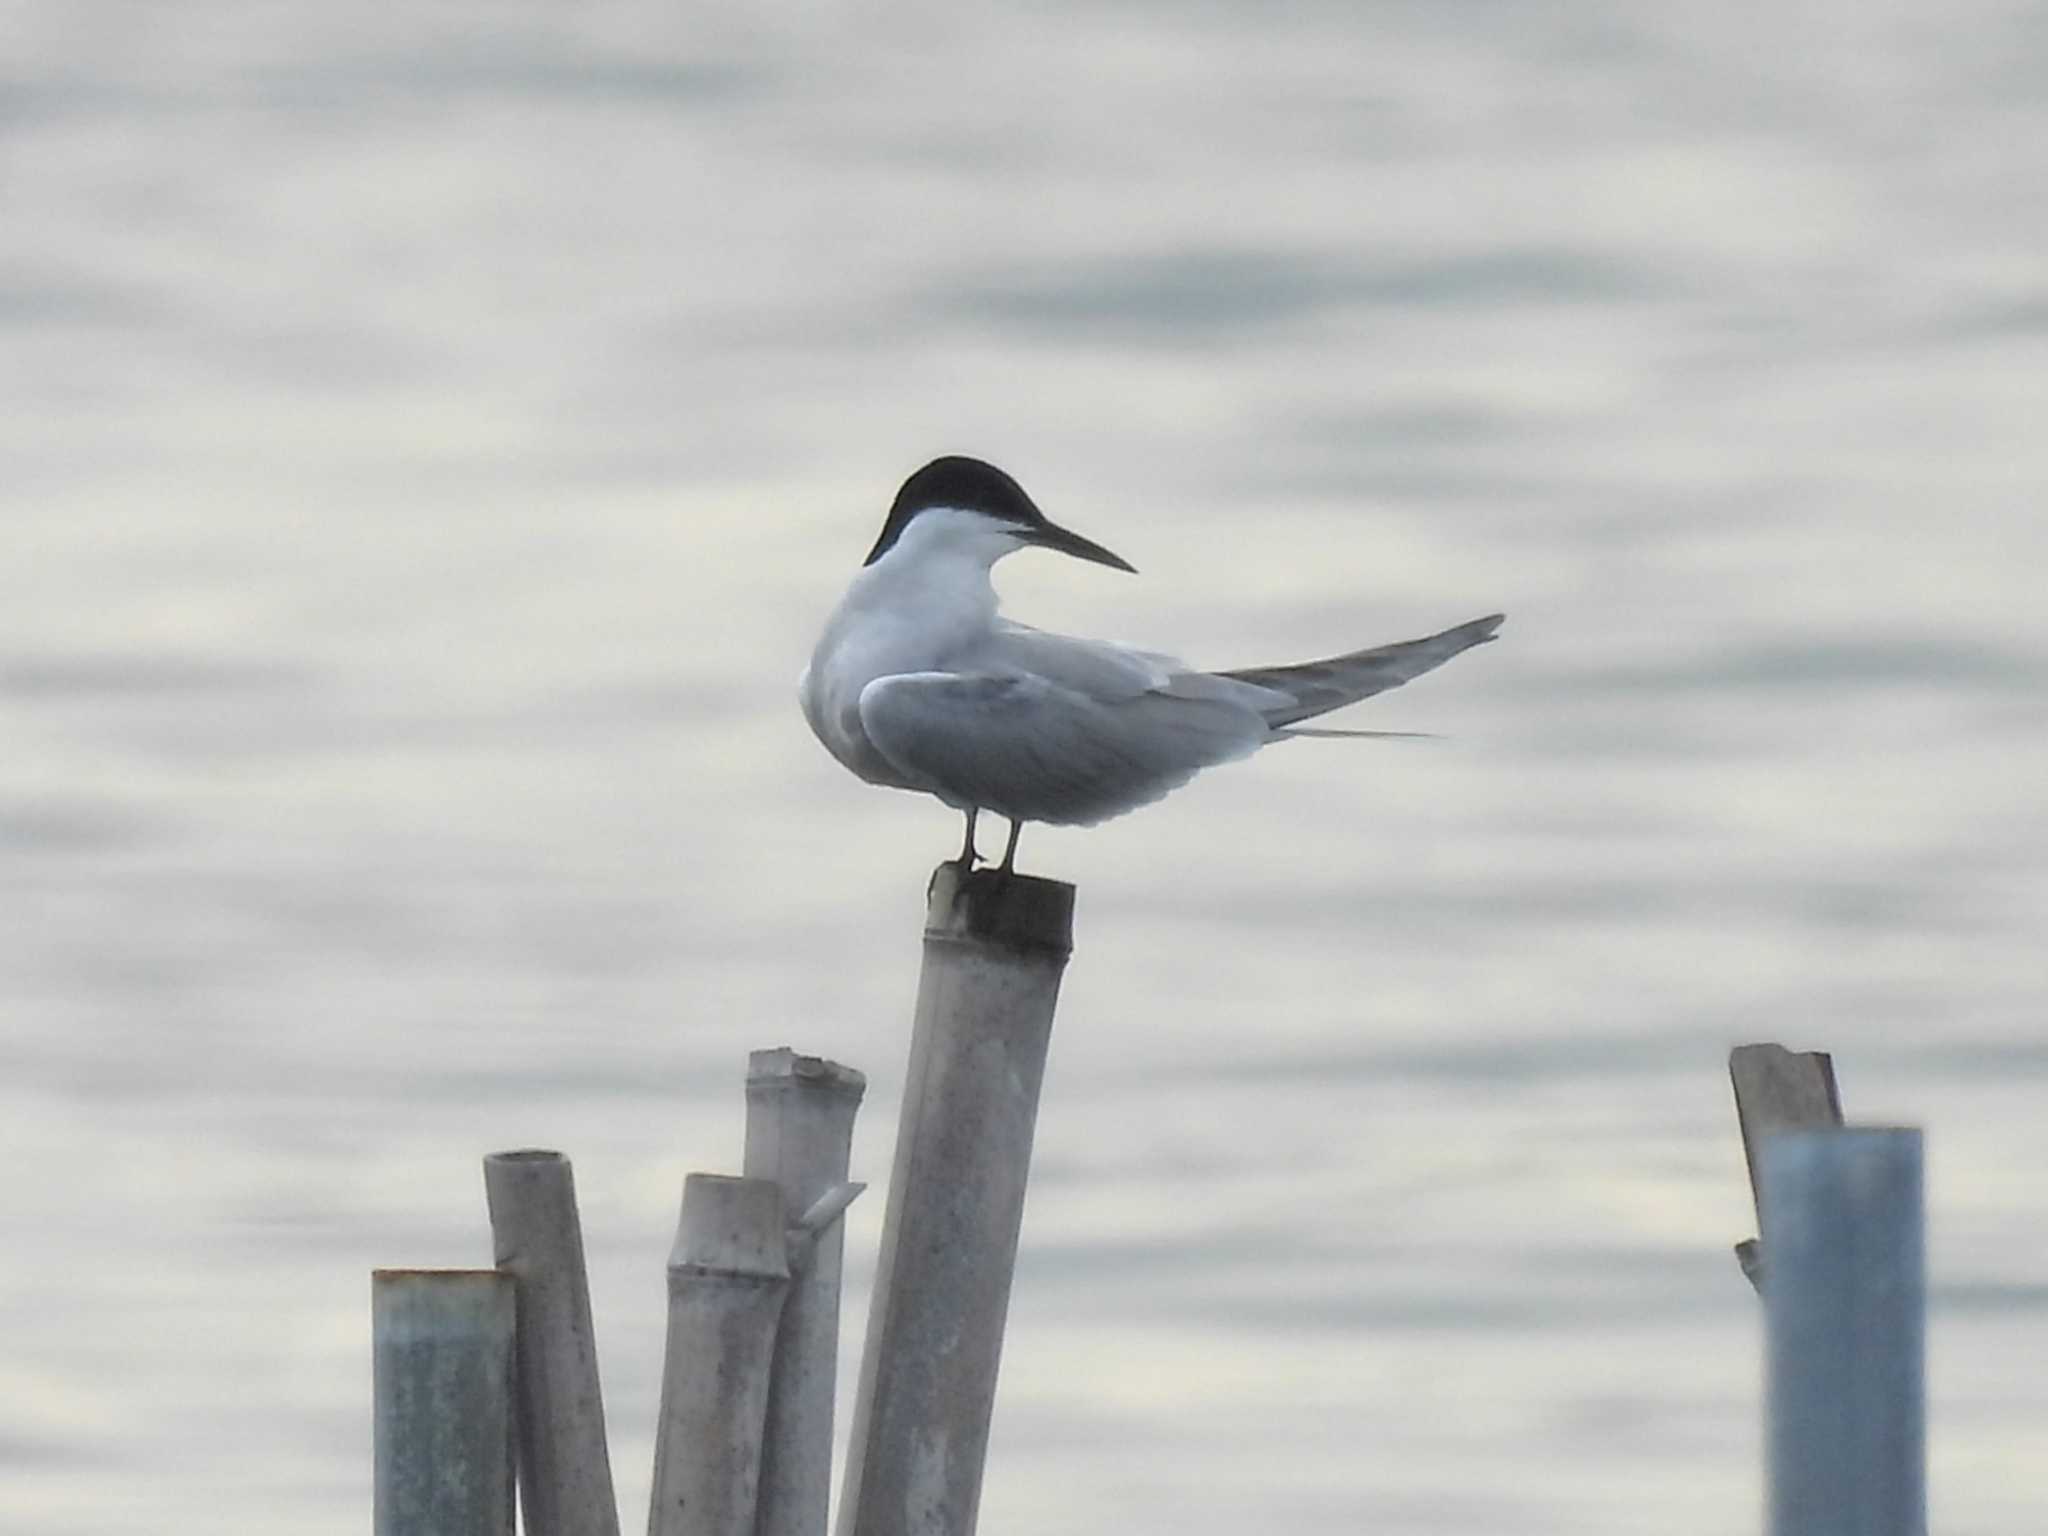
373,1268,516,1536
483,1149,622,1536
744,1048,867,1536
1762,1127,1925,1536
648,1174,792,1536
837,865,1075,1536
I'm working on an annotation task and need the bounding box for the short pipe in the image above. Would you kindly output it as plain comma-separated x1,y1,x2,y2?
483,1149,621,1536
373,1269,516,1536
648,1174,792,1536
744,1049,867,1536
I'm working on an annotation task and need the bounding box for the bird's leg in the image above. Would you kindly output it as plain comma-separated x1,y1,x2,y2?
954,807,981,868
998,817,1024,874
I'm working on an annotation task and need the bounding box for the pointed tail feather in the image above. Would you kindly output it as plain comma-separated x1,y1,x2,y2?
1218,613,1504,728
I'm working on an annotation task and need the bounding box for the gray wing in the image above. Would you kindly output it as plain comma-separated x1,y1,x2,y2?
857,669,1271,827
1219,614,1504,728
973,621,1295,712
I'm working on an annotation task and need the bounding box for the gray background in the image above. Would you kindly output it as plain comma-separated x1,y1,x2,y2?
5,5,2043,1532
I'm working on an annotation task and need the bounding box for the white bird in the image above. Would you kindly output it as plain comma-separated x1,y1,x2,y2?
800,456,1504,873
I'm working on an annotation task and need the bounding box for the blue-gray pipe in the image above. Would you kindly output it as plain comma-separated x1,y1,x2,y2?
373,1269,516,1536
1763,1127,1925,1536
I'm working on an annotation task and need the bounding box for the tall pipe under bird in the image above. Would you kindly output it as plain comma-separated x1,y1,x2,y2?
836,864,1075,1536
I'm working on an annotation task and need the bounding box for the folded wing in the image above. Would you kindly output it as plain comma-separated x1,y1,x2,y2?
858,669,1271,827
973,621,1294,712
858,614,1504,826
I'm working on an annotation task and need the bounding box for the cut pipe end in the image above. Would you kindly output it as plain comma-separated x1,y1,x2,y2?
926,862,1075,955
671,1174,790,1279
747,1047,868,1098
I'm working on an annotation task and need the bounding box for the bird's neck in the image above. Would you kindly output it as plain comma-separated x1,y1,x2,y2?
852,541,1002,645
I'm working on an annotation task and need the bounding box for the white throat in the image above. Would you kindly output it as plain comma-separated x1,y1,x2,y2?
868,506,1026,580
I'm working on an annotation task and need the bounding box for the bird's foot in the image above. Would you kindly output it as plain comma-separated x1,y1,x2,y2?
996,817,1024,876
950,808,983,871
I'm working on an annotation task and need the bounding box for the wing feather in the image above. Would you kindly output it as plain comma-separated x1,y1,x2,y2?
973,622,1294,711
1221,614,1504,727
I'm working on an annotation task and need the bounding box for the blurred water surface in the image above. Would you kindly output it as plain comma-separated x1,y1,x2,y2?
4,5,2044,1532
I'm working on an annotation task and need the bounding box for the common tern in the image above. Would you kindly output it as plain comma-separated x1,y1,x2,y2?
799,455,1503,873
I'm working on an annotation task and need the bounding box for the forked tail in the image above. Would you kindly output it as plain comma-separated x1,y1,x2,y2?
1218,613,1504,728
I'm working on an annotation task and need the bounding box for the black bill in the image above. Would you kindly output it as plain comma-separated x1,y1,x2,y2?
1025,520,1138,573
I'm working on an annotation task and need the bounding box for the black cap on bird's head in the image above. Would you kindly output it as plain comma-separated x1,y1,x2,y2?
863,455,1138,573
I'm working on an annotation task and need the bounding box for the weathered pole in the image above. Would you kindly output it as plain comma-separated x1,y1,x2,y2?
648,1174,792,1536
372,1268,516,1536
482,1149,622,1536
743,1049,867,1536
837,864,1075,1536
1762,1126,1926,1536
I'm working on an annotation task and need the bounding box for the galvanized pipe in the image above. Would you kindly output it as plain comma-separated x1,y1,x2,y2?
837,865,1075,1536
372,1268,516,1536
483,1149,622,1536
648,1174,792,1536
1762,1127,1926,1536
744,1048,867,1536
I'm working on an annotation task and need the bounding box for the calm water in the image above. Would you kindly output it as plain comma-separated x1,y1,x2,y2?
5,6,2045,1532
